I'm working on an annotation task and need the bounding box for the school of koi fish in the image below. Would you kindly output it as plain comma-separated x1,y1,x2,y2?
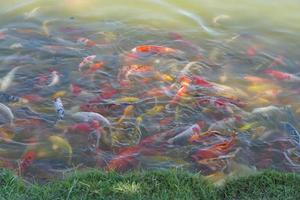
0,18,300,183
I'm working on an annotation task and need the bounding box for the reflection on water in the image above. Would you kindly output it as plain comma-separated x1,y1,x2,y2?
0,0,300,183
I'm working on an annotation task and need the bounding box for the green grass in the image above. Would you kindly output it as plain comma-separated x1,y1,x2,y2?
1,169,300,200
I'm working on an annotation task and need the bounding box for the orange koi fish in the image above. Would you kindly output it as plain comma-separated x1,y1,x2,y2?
191,135,236,161
170,76,191,105
131,45,178,54
83,61,104,75
19,150,36,174
188,130,220,144
263,69,300,82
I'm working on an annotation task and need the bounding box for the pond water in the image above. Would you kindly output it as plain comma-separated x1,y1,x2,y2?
1,0,300,183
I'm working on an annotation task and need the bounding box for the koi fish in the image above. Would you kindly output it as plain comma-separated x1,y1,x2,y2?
48,136,72,163
0,66,21,92
244,75,271,84
48,70,60,87
0,103,14,124
107,145,158,171
0,29,6,40
245,46,257,57
131,45,178,54
0,92,20,103
21,94,44,103
263,69,300,82
188,130,218,144
0,127,14,142
212,14,231,25
70,83,82,95
169,76,191,105
67,120,100,134
19,150,36,174
114,97,140,104
192,136,236,161
106,150,139,172
9,43,23,49
124,64,155,79
24,7,40,19
191,75,213,88
155,72,174,83
77,37,97,47
281,122,300,146
72,112,111,127
53,98,64,120
170,85,188,105
52,91,66,99
83,61,104,75
167,123,201,144
117,105,134,124
79,55,96,71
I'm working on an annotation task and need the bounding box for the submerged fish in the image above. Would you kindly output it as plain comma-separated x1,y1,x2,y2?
281,122,300,146
53,98,64,120
0,92,20,103
19,150,36,174
114,97,140,104
72,112,111,127
131,45,178,54
264,69,300,82
48,70,60,87
0,103,14,124
167,123,201,144
0,66,21,92
117,105,134,124
79,55,96,71
48,136,72,163
24,7,40,19
77,37,97,47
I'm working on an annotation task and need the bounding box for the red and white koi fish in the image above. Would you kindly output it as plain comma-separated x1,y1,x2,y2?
167,123,202,144
77,37,97,47
19,150,36,174
79,55,96,71
263,69,300,82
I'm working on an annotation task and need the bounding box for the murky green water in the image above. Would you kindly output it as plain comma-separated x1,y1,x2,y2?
1,0,300,183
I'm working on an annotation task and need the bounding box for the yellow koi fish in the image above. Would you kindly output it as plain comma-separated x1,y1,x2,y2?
48,136,72,163
114,97,139,104
117,105,134,124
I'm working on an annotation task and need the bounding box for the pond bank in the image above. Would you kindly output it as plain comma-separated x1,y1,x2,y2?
1,169,299,199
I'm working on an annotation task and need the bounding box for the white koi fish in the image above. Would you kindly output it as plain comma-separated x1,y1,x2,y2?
72,112,111,127
53,98,64,120
167,123,201,144
48,71,60,87
0,66,21,92
0,103,14,124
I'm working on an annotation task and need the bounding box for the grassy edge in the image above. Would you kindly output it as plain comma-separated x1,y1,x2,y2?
1,168,300,200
